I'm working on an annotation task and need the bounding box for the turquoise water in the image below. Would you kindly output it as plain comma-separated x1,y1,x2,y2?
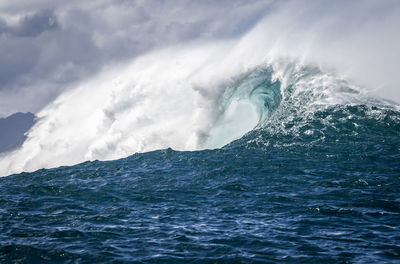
1,67,399,263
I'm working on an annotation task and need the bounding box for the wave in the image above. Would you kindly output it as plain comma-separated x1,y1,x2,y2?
1,55,397,177
1,0,400,176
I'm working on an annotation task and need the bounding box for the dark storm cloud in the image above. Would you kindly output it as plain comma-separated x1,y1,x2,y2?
0,17,6,34
9,10,58,37
0,10,57,92
0,38,39,88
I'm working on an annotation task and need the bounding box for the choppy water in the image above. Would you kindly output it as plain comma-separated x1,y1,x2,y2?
1,65,400,263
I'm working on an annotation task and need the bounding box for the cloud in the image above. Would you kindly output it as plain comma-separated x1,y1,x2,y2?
0,0,272,117
9,9,58,37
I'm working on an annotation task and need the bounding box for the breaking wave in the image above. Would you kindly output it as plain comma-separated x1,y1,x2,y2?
1,54,398,177
1,0,400,176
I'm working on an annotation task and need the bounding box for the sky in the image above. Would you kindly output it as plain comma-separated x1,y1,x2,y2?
0,0,400,117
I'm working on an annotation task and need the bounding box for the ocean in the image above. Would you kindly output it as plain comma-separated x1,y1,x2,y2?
1,64,399,263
